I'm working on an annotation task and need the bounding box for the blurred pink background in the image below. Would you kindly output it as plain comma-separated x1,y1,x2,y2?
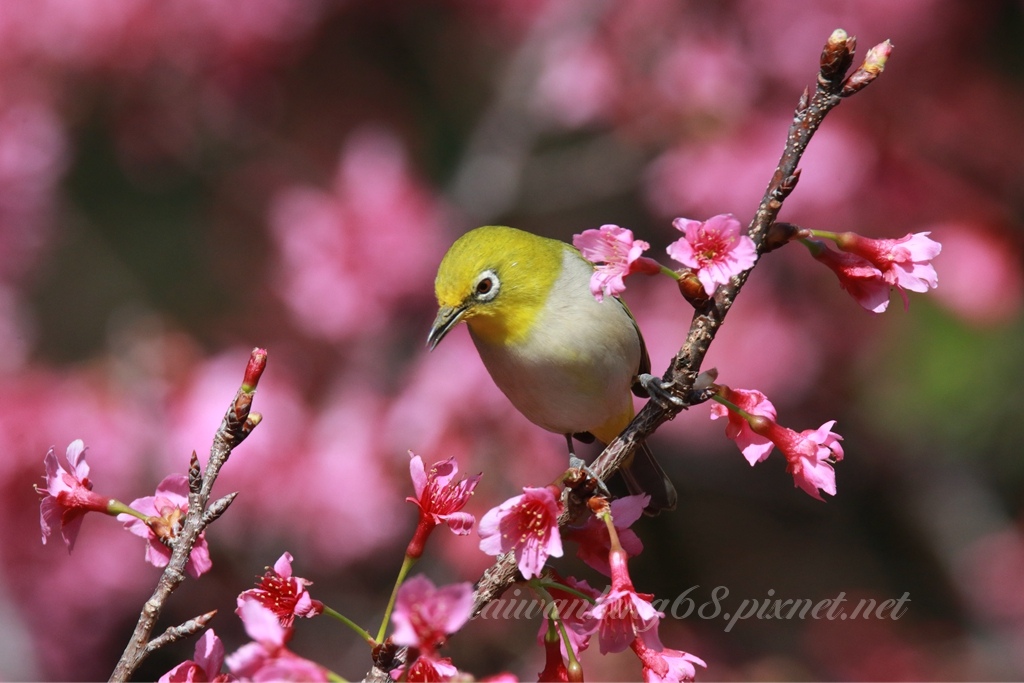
2,1,1023,680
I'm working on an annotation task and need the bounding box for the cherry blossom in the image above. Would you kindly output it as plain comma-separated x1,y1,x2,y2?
667,214,757,296
633,637,706,683
237,552,323,628
479,485,564,580
158,629,233,683
406,452,480,558
564,494,646,576
833,231,941,308
574,224,662,301
754,419,845,501
37,440,111,551
809,241,891,312
118,474,212,578
710,387,777,465
391,575,474,654
226,597,328,681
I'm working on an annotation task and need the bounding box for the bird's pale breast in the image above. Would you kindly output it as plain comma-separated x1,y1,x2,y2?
469,248,640,439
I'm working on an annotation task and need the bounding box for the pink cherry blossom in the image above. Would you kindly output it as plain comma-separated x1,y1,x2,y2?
667,214,757,296
633,637,706,683
810,241,892,312
479,485,564,580
237,552,323,628
406,452,481,558
159,629,233,683
590,548,663,655
564,494,647,576
233,596,288,651
590,544,704,677
37,439,111,551
226,597,328,681
118,474,212,578
391,575,474,654
403,654,460,682
710,387,777,465
834,231,941,308
233,656,328,682
573,224,662,302
592,582,663,656
755,419,845,501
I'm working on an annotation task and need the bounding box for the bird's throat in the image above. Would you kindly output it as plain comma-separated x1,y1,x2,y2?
465,307,529,347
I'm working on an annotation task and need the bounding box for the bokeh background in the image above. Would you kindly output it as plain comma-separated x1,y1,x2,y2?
2,0,1023,680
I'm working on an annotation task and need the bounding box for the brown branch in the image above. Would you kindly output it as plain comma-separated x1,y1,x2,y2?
470,28,890,616
145,610,218,656
109,348,267,682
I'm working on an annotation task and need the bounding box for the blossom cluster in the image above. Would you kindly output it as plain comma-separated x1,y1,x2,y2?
391,474,705,682
32,199,935,677
162,552,328,682
573,216,940,315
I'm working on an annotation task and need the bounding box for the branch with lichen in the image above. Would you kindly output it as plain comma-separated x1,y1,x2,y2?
468,28,892,618
108,348,267,682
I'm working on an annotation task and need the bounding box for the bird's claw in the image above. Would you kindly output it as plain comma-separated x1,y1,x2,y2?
638,373,685,410
566,455,611,499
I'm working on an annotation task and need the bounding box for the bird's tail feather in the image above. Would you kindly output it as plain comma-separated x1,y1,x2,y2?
620,441,677,515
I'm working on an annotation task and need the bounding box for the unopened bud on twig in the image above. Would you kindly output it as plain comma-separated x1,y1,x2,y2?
677,269,711,306
188,451,201,495
819,28,856,86
842,39,893,96
241,347,268,393
201,492,238,528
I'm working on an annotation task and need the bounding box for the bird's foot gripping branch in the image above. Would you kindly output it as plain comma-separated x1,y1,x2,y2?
33,29,941,682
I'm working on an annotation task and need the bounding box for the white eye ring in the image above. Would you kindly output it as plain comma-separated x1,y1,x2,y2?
473,269,500,302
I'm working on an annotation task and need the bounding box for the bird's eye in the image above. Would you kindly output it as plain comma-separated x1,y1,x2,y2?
473,270,500,302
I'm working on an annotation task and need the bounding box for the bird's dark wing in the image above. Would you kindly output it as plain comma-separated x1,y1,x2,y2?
615,297,653,398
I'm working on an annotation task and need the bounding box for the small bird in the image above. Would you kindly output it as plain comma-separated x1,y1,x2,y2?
427,225,677,513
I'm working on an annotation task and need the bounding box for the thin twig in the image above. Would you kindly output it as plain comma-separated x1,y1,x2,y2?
145,611,218,655
470,28,889,617
109,348,267,682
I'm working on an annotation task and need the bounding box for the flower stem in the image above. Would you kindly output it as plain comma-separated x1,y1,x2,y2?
712,392,766,424
322,605,375,646
659,264,681,280
534,579,597,604
556,615,582,673
535,584,584,677
106,499,149,521
376,553,417,644
595,501,623,554
710,392,744,416
807,229,840,242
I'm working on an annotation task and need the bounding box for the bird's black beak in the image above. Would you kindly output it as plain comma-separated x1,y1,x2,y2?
427,304,466,350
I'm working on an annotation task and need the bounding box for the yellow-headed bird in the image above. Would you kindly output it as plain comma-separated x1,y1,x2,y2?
427,225,677,513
